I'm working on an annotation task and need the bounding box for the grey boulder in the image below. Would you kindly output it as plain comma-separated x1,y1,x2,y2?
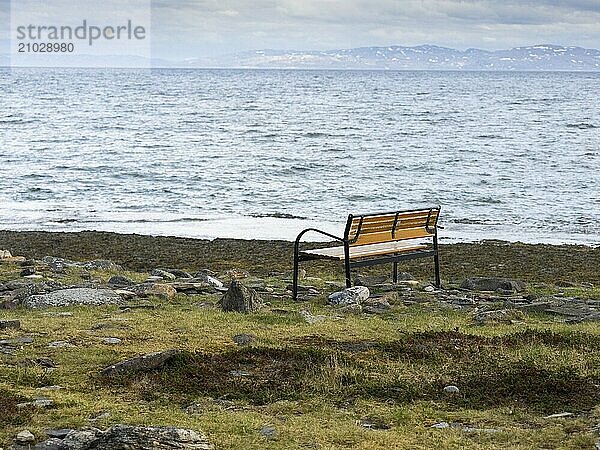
328,286,370,306
23,288,124,308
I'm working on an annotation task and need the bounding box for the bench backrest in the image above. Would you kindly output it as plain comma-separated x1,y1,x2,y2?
344,206,440,247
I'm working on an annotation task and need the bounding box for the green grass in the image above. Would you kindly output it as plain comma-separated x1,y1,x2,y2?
2,291,600,449
1,234,600,448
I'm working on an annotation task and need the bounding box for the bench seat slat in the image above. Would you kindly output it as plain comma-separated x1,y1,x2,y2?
301,241,429,260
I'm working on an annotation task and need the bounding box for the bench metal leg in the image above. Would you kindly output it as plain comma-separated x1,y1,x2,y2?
433,233,441,288
293,240,300,301
343,242,351,288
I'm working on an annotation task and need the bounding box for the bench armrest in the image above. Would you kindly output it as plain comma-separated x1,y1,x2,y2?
294,228,346,246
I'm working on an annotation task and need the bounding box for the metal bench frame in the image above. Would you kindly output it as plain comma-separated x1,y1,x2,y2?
292,206,441,300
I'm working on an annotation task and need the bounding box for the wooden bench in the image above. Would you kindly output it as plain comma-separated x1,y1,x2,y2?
292,206,441,300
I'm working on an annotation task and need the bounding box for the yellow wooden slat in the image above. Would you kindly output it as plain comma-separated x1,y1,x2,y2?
302,241,429,260
351,227,432,246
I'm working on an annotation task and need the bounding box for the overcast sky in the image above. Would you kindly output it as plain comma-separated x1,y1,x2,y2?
2,0,600,60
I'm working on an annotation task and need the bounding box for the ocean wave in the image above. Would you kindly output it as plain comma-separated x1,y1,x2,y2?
566,123,598,129
248,213,307,220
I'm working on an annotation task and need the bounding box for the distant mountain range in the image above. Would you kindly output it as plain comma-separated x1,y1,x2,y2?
2,44,600,71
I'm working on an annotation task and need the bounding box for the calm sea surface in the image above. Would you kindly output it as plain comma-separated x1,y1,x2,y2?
0,69,598,244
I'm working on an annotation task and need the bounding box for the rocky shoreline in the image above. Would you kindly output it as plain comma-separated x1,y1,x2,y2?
0,230,599,283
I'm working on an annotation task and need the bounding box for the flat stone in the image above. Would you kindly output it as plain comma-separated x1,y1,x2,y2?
49,341,75,348
0,319,20,330
46,429,74,439
100,349,181,377
193,272,224,289
18,397,55,409
23,288,123,308
1,256,26,263
135,283,177,300
170,282,213,295
473,309,524,325
461,277,525,293
101,337,122,345
0,336,33,345
157,268,192,279
544,412,573,419
113,289,137,300
107,275,135,287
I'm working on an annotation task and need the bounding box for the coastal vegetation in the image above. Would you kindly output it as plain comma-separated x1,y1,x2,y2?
1,231,600,449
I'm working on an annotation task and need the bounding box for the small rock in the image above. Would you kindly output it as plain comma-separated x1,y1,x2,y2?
443,385,460,394
358,418,391,430
151,269,177,280
260,426,277,438
38,385,64,391
107,275,135,287
36,358,56,368
0,249,13,259
219,280,263,313
15,430,35,443
0,320,20,330
232,334,256,346
46,429,73,439
461,277,525,293
363,298,391,314
101,337,122,345
20,267,36,277
0,336,33,345
18,397,55,409
113,289,137,300
194,272,224,289
49,341,75,348
299,309,327,324
328,286,370,306
157,268,192,279
83,260,122,271
397,280,419,287
229,370,252,377
430,422,450,429
424,285,435,293
89,411,111,422
338,303,363,314
136,283,178,300
473,309,524,325
146,275,165,282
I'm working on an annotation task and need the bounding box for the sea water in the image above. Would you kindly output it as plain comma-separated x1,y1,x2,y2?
1,68,598,244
